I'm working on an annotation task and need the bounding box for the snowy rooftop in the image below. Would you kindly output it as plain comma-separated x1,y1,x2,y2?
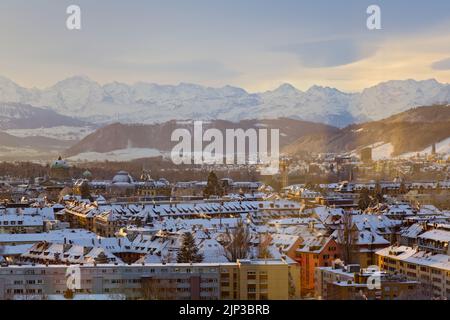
377,245,450,271
418,229,450,243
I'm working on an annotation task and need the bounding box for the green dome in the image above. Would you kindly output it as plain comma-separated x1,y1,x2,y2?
51,156,69,169
83,170,92,178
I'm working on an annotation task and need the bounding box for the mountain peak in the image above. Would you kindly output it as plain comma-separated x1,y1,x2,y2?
270,83,301,95
0,76,20,87
54,75,96,87
307,85,344,95
276,83,298,91
0,75,450,128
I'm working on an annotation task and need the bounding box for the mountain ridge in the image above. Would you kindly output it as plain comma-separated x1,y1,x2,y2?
2,76,450,127
283,105,450,157
64,118,339,158
0,102,87,130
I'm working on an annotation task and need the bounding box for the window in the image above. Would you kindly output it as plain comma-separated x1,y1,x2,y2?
247,271,256,280
260,272,268,282
431,269,442,275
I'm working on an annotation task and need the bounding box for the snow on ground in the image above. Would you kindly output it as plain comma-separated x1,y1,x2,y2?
68,148,163,162
354,137,450,160
5,126,95,141
371,142,394,160
351,142,394,160
399,136,450,159
0,146,58,161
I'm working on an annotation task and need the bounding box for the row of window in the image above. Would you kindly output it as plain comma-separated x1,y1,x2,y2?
0,220,25,225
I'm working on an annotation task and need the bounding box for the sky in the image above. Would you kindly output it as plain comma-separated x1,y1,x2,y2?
2,0,450,92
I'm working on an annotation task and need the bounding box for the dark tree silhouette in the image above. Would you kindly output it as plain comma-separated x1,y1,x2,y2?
337,212,356,264
373,182,384,204
203,171,224,198
141,278,177,300
257,233,272,259
177,232,203,263
78,180,92,200
358,188,371,211
223,219,251,262
0,245,4,264
399,182,407,194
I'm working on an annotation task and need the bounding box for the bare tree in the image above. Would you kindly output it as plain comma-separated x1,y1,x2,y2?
0,244,5,265
161,251,175,264
399,280,433,300
223,219,251,262
337,212,356,264
257,233,272,259
288,271,297,299
140,277,177,300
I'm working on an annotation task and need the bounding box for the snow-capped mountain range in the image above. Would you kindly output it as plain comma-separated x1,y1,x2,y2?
1,76,450,127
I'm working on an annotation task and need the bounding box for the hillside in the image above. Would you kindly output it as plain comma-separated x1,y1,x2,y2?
283,105,450,157
0,102,86,130
65,118,339,159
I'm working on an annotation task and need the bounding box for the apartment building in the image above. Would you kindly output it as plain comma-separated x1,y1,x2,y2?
233,259,300,300
0,258,300,300
377,245,450,299
315,262,418,300
0,214,44,234
295,236,342,297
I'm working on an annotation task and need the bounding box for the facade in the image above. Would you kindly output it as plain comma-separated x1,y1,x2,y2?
377,245,450,299
360,148,373,164
295,237,342,297
0,214,44,234
0,258,300,300
315,262,418,300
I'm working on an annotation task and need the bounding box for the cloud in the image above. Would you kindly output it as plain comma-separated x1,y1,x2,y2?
277,39,379,68
146,60,240,78
104,58,240,80
431,58,450,70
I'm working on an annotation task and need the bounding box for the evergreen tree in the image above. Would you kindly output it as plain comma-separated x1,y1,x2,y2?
358,188,371,210
399,181,407,194
373,182,384,204
203,171,224,199
177,232,204,263
78,181,91,200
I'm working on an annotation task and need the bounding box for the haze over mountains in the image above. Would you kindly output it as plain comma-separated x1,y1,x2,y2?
0,103,86,130
64,119,338,160
64,105,450,162
2,76,450,127
1,75,450,161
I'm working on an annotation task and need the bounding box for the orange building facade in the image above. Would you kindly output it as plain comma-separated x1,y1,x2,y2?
294,237,342,297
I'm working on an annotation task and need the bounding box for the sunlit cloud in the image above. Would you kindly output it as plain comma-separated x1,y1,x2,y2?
431,58,450,71
2,1,450,92
276,39,379,68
